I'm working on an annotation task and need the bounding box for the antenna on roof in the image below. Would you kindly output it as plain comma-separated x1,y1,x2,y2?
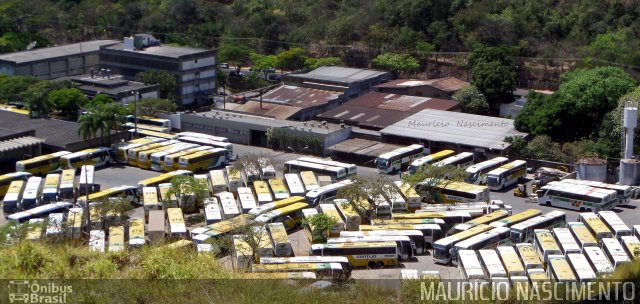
25,41,37,51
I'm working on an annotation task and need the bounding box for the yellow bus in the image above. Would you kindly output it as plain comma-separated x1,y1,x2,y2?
454,209,510,232
178,148,228,172
621,236,640,260
497,246,526,277
191,214,254,242
407,149,455,173
247,196,306,216
127,115,172,128
127,141,177,166
515,243,544,270
239,272,317,280
311,242,399,268
0,172,32,197
268,179,290,200
533,229,562,266
129,218,146,247
579,212,613,242
302,208,320,243
253,226,275,260
486,160,527,191
546,255,576,282
163,147,211,171
58,169,75,199
167,207,187,239
25,218,45,241
129,128,179,140
79,185,139,205
318,203,346,237
268,222,293,257
16,151,71,176
66,207,83,239
209,169,228,193
137,143,184,170
137,170,193,191
370,218,445,226
225,166,242,192
142,186,161,219
112,137,166,163
489,209,543,228
433,224,494,264
255,202,310,230
125,122,171,133
251,262,345,280
567,221,598,251
253,180,274,205
232,235,254,269
2,180,24,214
41,173,60,203
108,226,126,252
393,181,422,211
415,180,490,204
60,147,113,169
299,171,319,191
333,199,362,231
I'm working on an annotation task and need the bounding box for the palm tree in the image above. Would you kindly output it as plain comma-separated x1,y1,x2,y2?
77,112,100,141
95,102,127,145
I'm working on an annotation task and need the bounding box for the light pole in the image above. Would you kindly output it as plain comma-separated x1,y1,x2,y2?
83,154,91,238
130,90,138,137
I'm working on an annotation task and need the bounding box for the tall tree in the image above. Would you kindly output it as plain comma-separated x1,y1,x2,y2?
275,48,308,72
452,85,489,114
22,81,53,118
250,52,277,79
48,88,87,119
77,112,100,141
401,164,467,204
136,70,177,100
372,52,419,78
128,98,176,117
0,76,40,104
217,43,252,72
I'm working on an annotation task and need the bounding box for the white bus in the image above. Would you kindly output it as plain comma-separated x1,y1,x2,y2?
598,211,632,239
3,180,24,213
458,250,486,281
217,191,240,219
407,150,456,174
567,222,598,252
319,203,346,237
237,187,257,213
579,212,613,242
333,199,361,231
41,174,60,204
162,146,212,171
453,227,511,264
77,165,95,194
621,235,640,260
533,229,562,266
297,157,357,176
284,173,306,196
258,157,277,180
485,160,527,191
268,179,290,200
537,182,617,212
304,179,354,206
433,152,474,169
559,179,632,206
89,230,106,252
66,207,83,239
176,131,228,142
515,243,544,270
583,246,615,275
284,160,347,182
601,237,631,268
497,246,526,277
546,255,576,282
149,143,198,171
478,249,508,281
453,209,510,232
209,169,228,193
203,197,222,225
167,208,187,239
225,166,242,192
393,181,421,210
21,176,43,210
258,256,352,278
60,147,113,170
375,144,425,173
553,228,581,255
268,222,293,257
253,181,274,205
432,224,494,264
299,171,319,192
58,169,75,200
381,185,407,213
567,253,597,282
341,229,427,255
108,226,125,252
7,202,72,224
509,211,566,243
464,157,510,184
16,151,72,176
328,235,413,261
177,136,233,158
142,186,161,219
369,194,391,218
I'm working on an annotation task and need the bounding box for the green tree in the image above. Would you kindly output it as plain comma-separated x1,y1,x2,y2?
48,88,87,119
0,76,40,104
88,94,114,107
94,102,127,145
305,57,343,70
217,43,252,72
452,85,489,114
468,46,517,106
22,81,53,118
401,164,467,204
129,98,176,117
337,175,398,222
372,52,419,78
136,70,177,100
216,68,229,94
275,47,308,72
77,112,100,141
302,213,337,243
589,28,640,65
250,53,277,79
166,175,209,212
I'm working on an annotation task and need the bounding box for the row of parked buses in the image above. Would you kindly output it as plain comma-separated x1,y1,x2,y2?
283,157,356,182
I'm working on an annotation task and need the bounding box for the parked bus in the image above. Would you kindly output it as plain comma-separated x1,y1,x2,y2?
45,212,64,239
370,218,445,227
176,131,228,142
369,194,391,218
137,170,193,191
457,250,486,281
191,214,254,243
225,166,242,192
217,191,240,220
533,229,562,266
375,144,425,173
527,268,549,285
301,208,320,243
2,180,24,213
454,210,510,232
251,262,344,280
147,143,198,171
58,169,75,199
553,228,581,255
311,241,399,267
79,185,139,205
61,147,113,169
328,235,413,261
297,157,357,176
433,224,494,264
485,160,527,191
113,137,166,163
305,179,354,206
393,181,421,210
579,212,613,242
203,197,222,225
16,151,71,176
41,174,60,204
237,187,257,213
0,172,32,197
464,157,510,184
359,224,441,248
248,196,307,217
138,143,185,169
381,185,407,213
126,122,171,133
7,202,72,224
176,136,233,158
142,186,161,219
602,237,631,268
77,165,95,194
318,203,346,237
567,253,597,282
147,210,165,245
253,225,275,259
127,115,171,128
129,218,146,247
509,211,566,243
268,222,293,257
452,227,511,264
284,173,305,196
284,160,348,181
89,230,106,252
559,179,633,206
269,179,290,200
257,157,277,180
299,171,319,191
253,180,274,205
478,249,508,281
126,141,179,166
333,199,361,231
497,246,526,277
108,226,125,252
490,209,542,228
255,202,310,230
167,207,187,239
129,128,178,140
162,147,211,171
434,152,474,169
259,256,352,278
25,218,44,241
393,211,472,232
179,148,228,172
341,229,427,255
515,243,544,270
537,183,617,212
598,211,632,239
414,180,490,204
546,255,576,282
621,236,640,260
583,246,615,276
21,176,43,210
407,149,455,174
567,222,598,252
209,169,228,193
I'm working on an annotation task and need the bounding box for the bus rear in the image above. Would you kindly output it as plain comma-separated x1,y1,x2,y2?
237,187,257,213
225,166,242,192
2,180,24,214
319,203,346,237
58,169,75,199
268,222,293,257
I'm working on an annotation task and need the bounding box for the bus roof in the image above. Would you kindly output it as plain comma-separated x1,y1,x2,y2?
510,211,566,232
433,152,473,167
435,224,494,246
465,157,509,174
255,202,310,223
579,213,613,236
377,144,424,160
487,160,527,175
17,151,71,165
410,150,456,167
311,241,397,250
137,170,192,187
455,227,510,249
547,255,576,281
534,229,561,251
248,196,306,216
455,210,510,231
490,209,542,228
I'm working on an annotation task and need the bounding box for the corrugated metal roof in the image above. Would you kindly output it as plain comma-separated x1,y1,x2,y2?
0,136,44,152
328,138,402,157
232,101,302,120
0,111,89,150
379,109,527,150
287,66,391,84
255,85,342,108
375,77,469,92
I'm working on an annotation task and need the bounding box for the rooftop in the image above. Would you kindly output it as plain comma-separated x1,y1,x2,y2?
375,77,469,92
379,109,527,150
70,75,158,96
0,136,45,153
253,85,343,108
232,101,302,120
286,66,391,84
0,40,120,64
316,92,459,129
328,138,402,157
103,43,214,58
0,110,87,150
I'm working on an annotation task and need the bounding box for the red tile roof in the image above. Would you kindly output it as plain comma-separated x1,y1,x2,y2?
232,101,302,120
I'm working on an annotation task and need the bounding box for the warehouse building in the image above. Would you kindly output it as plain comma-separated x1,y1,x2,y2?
284,66,392,98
